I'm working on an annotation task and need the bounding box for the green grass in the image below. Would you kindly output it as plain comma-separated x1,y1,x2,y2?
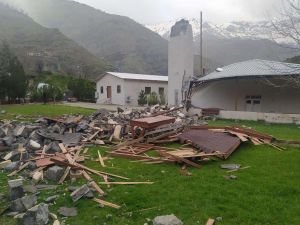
0,103,95,120
0,104,300,225
209,119,300,141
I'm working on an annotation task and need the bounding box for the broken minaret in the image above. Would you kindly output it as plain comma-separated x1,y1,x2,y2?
168,19,194,106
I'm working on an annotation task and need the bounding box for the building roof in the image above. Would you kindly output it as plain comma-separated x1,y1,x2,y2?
198,59,300,82
104,72,168,82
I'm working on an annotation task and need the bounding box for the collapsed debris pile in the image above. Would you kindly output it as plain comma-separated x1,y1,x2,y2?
0,105,283,223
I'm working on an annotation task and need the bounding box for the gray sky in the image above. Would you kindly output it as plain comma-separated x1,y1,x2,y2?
74,0,283,24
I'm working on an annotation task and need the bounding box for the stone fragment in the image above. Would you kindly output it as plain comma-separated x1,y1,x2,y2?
32,171,43,184
23,185,37,193
58,207,77,217
70,184,90,202
8,179,24,200
112,125,122,140
29,140,41,150
14,125,25,136
45,195,59,203
153,214,183,225
21,195,38,210
10,198,26,212
5,158,20,169
19,203,49,225
6,211,19,217
27,161,37,171
45,141,61,154
220,164,240,170
84,190,94,199
3,136,15,146
45,166,64,182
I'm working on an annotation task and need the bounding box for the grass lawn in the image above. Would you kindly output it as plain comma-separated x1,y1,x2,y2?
0,104,300,225
0,103,95,120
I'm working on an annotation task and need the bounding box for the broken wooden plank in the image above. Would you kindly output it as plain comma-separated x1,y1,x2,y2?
75,163,129,180
98,182,154,185
112,136,144,150
58,148,82,184
93,198,121,209
7,162,30,177
97,150,106,167
205,218,215,225
90,181,105,195
0,160,11,169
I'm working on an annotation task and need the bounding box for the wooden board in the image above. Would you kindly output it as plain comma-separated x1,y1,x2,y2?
93,198,121,209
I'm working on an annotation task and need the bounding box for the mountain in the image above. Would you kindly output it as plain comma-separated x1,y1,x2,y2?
0,2,109,79
147,18,298,69
147,19,294,44
6,0,168,75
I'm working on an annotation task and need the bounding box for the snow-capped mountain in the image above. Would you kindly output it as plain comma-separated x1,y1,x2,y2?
146,18,292,45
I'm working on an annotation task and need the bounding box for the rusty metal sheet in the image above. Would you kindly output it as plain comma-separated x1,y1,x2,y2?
130,115,175,129
178,130,241,159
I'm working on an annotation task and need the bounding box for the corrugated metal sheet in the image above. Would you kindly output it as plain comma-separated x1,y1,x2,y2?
178,129,241,159
198,59,300,82
107,72,168,82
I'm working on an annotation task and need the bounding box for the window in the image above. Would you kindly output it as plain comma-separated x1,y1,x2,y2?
145,87,151,94
245,95,262,104
117,85,121,94
100,86,103,94
159,87,164,95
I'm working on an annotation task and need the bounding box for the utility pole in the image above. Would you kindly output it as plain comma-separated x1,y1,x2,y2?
200,11,203,76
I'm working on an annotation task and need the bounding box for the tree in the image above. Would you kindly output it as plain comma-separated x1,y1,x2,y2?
0,42,27,102
68,78,96,101
269,0,300,87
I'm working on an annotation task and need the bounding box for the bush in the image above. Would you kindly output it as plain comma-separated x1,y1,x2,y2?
137,90,147,106
159,94,166,105
147,92,159,106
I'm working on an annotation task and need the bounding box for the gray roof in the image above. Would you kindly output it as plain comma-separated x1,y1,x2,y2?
106,72,168,82
199,59,300,82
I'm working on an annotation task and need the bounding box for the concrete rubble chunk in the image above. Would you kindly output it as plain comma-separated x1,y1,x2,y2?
45,141,61,154
29,140,41,150
8,179,24,200
0,127,6,137
3,136,15,147
10,198,26,212
21,195,38,210
153,214,183,225
23,185,37,193
58,207,77,217
14,125,26,137
112,125,122,140
4,161,20,171
70,184,90,202
45,195,59,203
19,203,49,225
220,164,241,170
45,165,64,182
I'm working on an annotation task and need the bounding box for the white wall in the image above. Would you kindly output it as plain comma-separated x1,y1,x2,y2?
95,74,168,106
124,80,168,106
96,74,125,105
168,21,194,106
192,78,300,114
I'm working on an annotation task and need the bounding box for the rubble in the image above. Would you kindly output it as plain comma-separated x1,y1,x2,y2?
8,178,24,200
0,105,282,223
19,203,49,225
153,214,183,225
58,207,77,217
45,165,64,182
70,184,90,202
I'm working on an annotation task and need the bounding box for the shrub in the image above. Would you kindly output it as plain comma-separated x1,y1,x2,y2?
137,90,147,106
147,92,159,106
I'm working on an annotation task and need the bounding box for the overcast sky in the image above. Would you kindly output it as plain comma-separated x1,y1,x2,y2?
74,0,283,24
